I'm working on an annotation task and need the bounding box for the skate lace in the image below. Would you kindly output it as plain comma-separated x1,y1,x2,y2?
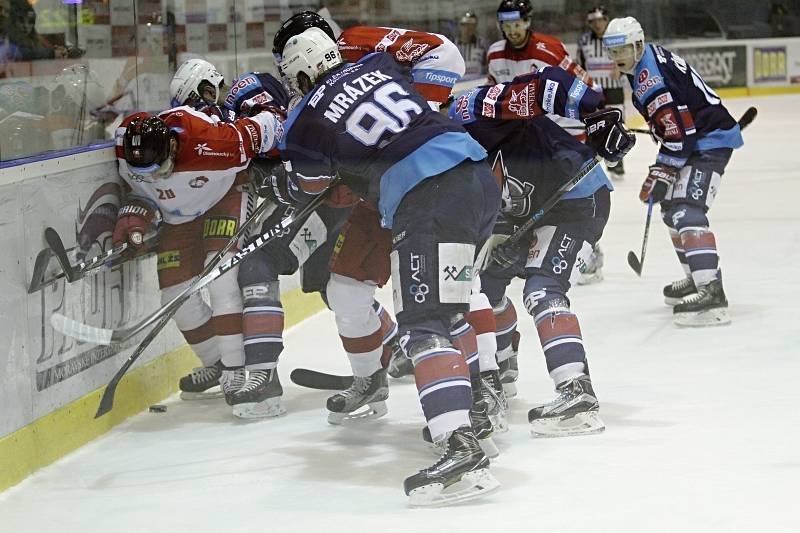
681,286,708,304
240,371,270,393
191,366,217,384
672,278,694,292
221,370,246,392
341,376,371,398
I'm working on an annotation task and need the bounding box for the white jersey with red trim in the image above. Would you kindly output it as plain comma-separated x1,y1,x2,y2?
115,105,280,225
337,26,465,105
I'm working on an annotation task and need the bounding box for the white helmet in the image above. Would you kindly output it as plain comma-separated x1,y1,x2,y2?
169,58,224,107
602,17,645,74
278,27,342,95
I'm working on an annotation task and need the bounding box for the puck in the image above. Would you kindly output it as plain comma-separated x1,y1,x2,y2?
149,404,167,413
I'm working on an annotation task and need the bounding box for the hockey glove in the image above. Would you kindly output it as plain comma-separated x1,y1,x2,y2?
640,164,678,203
490,231,538,270
584,108,636,163
112,200,159,257
249,158,294,206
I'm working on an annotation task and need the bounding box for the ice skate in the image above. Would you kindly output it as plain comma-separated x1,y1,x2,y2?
480,370,508,433
327,367,388,425
387,347,414,379
231,369,286,419
607,159,625,181
663,277,696,306
577,244,604,285
220,367,246,406
528,374,605,437
421,384,499,459
498,331,520,398
404,426,499,507
179,360,223,400
673,279,730,327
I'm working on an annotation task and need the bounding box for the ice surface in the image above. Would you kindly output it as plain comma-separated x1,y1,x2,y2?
1,95,798,533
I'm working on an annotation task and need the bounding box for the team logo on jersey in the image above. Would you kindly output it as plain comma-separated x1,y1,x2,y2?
655,108,680,139
395,39,429,63
638,69,650,84
492,150,535,218
189,176,209,188
194,143,234,157
506,84,537,118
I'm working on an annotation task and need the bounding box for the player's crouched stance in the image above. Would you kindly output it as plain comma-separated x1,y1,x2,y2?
114,103,281,413
604,17,743,326
271,27,500,505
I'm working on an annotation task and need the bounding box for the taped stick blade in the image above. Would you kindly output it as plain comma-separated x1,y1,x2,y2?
50,313,114,345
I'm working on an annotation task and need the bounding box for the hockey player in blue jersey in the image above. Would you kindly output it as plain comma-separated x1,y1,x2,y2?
450,68,634,436
603,17,743,326
265,27,501,505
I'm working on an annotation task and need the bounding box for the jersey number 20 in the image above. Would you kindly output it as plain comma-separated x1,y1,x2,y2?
345,82,424,146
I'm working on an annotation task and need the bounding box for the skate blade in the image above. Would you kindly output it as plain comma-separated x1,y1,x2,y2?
478,436,500,459
530,411,606,438
408,468,500,507
663,296,687,306
501,382,518,399
327,401,388,425
180,389,224,401
674,307,731,327
489,413,509,434
232,397,286,419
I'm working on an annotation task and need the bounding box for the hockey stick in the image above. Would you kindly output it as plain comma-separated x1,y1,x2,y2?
93,197,274,418
290,368,354,391
630,106,758,134
43,227,146,284
52,192,328,346
627,197,653,276
492,156,603,260
27,247,56,294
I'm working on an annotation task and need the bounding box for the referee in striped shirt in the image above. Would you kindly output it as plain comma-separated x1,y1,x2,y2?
577,5,626,177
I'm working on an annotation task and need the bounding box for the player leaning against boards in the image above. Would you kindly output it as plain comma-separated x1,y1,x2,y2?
603,17,744,327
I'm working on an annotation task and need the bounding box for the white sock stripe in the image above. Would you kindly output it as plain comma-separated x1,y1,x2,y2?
449,321,471,336
495,322,517,336
243,337,283,345
411,347,460,364
243,306,284,314
685,248,718,257
533,307,571,324
418,378,471,399
542,337,584,351
465,353,479,365
678,226,709,234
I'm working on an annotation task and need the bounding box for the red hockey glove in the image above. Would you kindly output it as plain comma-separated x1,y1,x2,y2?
112,201,159,256
640,164,678,203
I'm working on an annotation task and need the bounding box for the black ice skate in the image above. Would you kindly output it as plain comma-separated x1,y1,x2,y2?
179,360,223,400
230,369,286,419
326,367,389,425
480,370,508,433
386,340,414,379
608,159,625,180
220,367,246,406
404,427,499,507
498,331,520,398
528,374,605,438
663,277,696,306
673,279,730,327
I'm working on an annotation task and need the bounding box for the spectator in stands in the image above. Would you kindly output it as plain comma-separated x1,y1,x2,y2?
11,4,68,60
1,0,20,72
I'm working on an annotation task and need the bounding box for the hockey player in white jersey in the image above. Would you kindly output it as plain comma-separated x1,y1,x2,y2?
113,106,282,414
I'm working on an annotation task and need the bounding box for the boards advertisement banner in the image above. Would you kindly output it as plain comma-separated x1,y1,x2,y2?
672,44,747,88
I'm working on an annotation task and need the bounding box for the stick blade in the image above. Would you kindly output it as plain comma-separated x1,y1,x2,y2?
50,313,114,345
94,383,118,418
627,250,643,276
290,368,354,390
27,247,55,293
739,106,757,129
